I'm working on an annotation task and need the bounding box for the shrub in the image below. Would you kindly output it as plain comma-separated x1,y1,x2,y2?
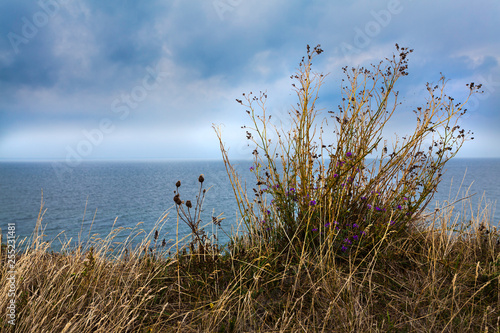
215,44,481,256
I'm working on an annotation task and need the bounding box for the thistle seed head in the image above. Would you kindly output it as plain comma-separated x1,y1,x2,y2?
173,194,182,205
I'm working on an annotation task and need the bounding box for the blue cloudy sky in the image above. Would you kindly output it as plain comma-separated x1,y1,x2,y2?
0,0,499,161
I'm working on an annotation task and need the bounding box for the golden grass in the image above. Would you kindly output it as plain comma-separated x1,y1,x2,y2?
0,195,499,332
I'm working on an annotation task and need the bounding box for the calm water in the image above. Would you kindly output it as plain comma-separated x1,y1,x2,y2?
1,158,499,252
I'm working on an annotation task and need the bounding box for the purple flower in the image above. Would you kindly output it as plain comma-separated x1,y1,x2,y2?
361,230,366,235
367,204,372,209
361,196,367,200
309,200,317,206
250,166,255,171
344,238,352,245
346,152,352,157
352,223,359,228
403,197,408,201
353,235,359,240
266,210,271,215
389,220,395,226
341,245,347,252
312,228,318,232
397,205,402,210
289,188,296,192
325,222,331,228
333,173,338,178
376,207,382,211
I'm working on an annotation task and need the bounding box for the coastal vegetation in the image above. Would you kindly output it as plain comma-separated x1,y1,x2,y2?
1,45,498,332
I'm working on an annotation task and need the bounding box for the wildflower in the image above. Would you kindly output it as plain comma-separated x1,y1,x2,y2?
353,235,359,240
325,222,331,228
344,238,352,245
341,245,347,252
312,228,318,232
367,204,372,209
397,205,402,210
361,230,366,235
361,196,366,200
250,166,255,171
352,223,359,228
289,187,295,192
333,173,338,178
346,152,352,157
376,207,382,211
403,197,408,201
389,220,395,226
309,200,317,206
266,209,271,215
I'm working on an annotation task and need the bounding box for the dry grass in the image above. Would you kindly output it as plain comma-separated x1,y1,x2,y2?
1,196,499,332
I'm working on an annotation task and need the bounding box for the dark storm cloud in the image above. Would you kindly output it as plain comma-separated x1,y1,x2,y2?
0,0,499,159
0,0,167,93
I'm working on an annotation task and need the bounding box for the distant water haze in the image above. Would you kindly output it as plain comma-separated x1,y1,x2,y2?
1,158,498,252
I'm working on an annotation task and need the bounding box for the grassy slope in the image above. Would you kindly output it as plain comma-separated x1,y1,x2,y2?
0,200,499,332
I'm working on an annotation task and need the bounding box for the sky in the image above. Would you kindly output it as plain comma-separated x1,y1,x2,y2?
0,0,499,162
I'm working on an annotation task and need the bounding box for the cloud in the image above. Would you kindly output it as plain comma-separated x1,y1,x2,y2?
1,0,499,160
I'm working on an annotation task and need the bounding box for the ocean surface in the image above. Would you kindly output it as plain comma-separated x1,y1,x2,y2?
1,158,499,252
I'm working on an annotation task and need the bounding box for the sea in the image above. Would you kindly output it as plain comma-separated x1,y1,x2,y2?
1,158,499,252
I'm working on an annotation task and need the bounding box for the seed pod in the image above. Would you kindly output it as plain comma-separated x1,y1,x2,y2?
173,194,182,205
186,200,192,208
198,174,204,183
176,180,181,188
